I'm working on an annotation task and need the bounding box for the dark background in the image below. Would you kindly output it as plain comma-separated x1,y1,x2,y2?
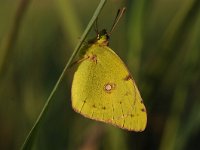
0,0,200,149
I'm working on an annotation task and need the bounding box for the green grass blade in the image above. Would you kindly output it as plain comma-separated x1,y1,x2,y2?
0,0,30,77
20,0,107,149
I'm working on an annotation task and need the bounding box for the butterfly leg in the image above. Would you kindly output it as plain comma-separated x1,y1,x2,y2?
83,53,98,64
69,55,90,68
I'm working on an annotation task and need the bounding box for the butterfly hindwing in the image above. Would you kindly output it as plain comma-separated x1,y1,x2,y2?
72,44,147,131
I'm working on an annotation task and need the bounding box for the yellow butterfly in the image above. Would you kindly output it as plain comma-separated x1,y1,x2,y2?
71,8,147,131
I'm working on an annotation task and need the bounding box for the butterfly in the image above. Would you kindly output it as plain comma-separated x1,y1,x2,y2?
71,8,147,131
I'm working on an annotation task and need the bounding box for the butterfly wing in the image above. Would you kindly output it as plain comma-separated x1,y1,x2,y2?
71,44,147,131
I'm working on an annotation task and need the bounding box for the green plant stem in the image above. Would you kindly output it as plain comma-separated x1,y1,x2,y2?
20,0,107,149
127,0,145,80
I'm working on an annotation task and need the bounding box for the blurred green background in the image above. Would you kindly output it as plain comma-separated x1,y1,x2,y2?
0,0,200,149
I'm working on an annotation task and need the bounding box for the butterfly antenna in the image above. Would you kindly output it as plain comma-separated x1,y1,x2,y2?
109,7,126,35
94,17,99,34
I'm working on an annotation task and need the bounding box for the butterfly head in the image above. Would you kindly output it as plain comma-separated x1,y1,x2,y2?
96,29,110,46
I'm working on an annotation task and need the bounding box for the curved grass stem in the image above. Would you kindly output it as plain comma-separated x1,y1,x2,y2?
20,0,107,149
